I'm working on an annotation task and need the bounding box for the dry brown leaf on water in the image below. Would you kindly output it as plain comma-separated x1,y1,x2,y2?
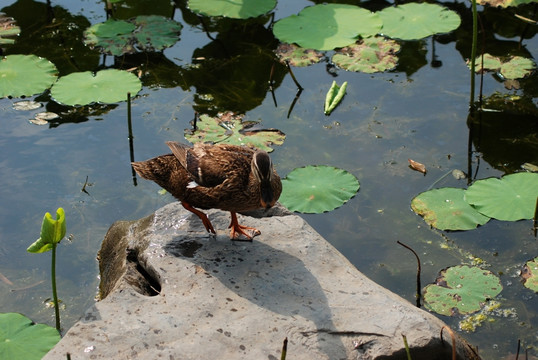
408,159,427,174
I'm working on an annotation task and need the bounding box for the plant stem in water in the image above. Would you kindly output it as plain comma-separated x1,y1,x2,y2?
51,243,61,332
469,0,478,110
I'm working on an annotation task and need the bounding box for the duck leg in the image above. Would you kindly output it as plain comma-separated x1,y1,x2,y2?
181,202,216,235
228,212,261,241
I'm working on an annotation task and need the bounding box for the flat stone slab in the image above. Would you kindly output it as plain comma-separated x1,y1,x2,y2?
44,203,479,360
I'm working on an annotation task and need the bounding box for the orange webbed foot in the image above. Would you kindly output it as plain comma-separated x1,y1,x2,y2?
181,202,216,235
228,212,260,241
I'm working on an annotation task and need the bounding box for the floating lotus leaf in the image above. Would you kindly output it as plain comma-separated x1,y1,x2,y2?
132,15,183,52
13,100,42,111
464,173,538,221
0,13,20,45
35,112,59,121
0,312,60,360
30,112,59,126
273,4,382,51
29,118,48,126
84,19,135,56
411,188,490,230
332,37,400,73
188,0,276,19
84,16,182,56
522,257,538,292
274,43,324,67
424,265,503,316
473,53,503,71
378,3,461,40
324,81,347,115
503,56,537,79
471,53,535,80
279,165,359,213
50,69,142,106
184,112,285,153
0,55,58,98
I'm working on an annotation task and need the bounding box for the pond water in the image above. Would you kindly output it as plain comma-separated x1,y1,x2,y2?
0,0,537,359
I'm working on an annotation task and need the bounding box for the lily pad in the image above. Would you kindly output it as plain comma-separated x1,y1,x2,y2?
13,100,42,111
279,165,359,213
378,3,461,40
0,312,60,360
0,55,58,98
84,16,182,56
0,13,20,45
184,112,285,153
464,173,538,221
274,43,324,67
84,19,135,56
29,112,59,125
332,37,400,73
132,15,183,52
522,257,538,292
411,188,490,230
423,265,503,316
29,118,48,126
471,53,535,80
273,4,382,51
188,0,276,19
50,69,142,106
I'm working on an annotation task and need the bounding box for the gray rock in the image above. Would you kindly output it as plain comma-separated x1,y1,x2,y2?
44,203,480,360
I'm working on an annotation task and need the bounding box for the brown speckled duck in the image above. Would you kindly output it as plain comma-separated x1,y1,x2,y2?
131,141,282,240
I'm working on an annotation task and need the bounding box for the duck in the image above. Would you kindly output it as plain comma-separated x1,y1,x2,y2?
131,141,282,240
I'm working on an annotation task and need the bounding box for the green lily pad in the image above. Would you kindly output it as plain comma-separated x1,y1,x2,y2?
324,81,347,115
84,19,135,56
424,265,503,316
471,53,535,80
464,173,538,221
50,69,142,106
0,312,60,360
273,4,382,51
188,0,276,19
378,3,461,40
473,53,503,71
132,15,183,52
503,56,537,79
332,36,400,73
0,55,58,98
84,16,182,56
411,188,490,230
279,165,359,213
184,112,285,153
522,257,538,292
274,43,324,67
0,13,20,45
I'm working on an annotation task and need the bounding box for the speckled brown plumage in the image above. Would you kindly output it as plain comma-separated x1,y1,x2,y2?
131,141,282,240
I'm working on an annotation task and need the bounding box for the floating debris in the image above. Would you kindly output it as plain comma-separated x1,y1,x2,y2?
13,100,42,111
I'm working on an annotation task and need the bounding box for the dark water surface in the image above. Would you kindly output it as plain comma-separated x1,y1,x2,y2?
0,0,537,358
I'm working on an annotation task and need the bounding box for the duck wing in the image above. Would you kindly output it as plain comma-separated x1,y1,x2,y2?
167,142,254,188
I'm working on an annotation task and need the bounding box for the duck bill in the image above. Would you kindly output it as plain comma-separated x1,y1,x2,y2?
260,181,275,209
